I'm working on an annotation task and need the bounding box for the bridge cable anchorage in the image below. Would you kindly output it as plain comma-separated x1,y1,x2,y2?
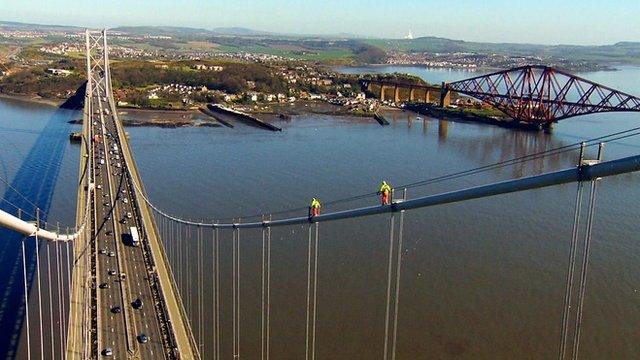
21,238,32,360
572,144,604,360
558,143,586,360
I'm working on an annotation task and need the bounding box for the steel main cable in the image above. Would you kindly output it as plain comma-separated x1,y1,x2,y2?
132,126,640,226
206,127,640,221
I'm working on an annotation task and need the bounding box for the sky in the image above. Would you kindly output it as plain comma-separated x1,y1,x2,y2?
3,0,640,45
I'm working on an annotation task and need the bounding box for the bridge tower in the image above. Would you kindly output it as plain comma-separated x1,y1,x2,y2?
65,29,199,360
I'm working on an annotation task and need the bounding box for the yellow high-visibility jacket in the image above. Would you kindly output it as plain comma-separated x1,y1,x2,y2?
379,182,392,194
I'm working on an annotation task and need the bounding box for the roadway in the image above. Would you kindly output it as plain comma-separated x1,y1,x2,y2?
91,86,168,358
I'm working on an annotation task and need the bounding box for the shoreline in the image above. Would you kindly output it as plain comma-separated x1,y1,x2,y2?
0,92,65,107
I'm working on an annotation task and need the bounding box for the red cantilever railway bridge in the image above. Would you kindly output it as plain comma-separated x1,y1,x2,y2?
361,65,640,126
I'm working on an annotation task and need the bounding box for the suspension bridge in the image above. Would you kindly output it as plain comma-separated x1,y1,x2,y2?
1,30,640,359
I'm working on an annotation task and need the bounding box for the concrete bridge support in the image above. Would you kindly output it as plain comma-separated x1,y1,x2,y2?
380,85,388,101
440,82,451,107
409,88,416,102
425,90,431,103
394,86,401,103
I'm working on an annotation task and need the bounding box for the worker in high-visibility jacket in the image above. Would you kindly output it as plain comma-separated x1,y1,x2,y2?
309,198,321,218
378,181,393,205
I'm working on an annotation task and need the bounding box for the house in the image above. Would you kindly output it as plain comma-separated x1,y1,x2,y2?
46,68,72,76
224,94,240,102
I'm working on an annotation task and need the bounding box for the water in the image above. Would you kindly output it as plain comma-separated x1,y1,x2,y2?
1,65,640,358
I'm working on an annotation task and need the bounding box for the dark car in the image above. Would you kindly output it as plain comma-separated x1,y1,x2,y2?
111,306,121,314
132,298,143,309
99,282,109,289
105,230,113,236
102,347,113,356
137,334,148,344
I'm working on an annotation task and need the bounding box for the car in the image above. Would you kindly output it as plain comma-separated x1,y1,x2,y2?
103,202,109,207
102,348,113,356
121,189,126,194
123,198,128,204
108,251,115,257
137,334,148,344
120,273,126,280
108,270,117,276
126,212,132,219
132,298,143,309
99,249,107,254
97,184,102,189
105,230,113,236
99,282,109,289
111,306,121,314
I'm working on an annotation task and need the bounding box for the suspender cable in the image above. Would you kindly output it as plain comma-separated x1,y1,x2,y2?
311,222,320,360
236,223,242,358
558,181,584,360
46,242,55,360
211,225,217,360
179,221,183,300
391,190,407,360
186,224,192,319
572,177,599,360
65,235,72,357
55,232,65,357
232,224,239,358
305,224,313,360
214,224,220,360
261,220,267,360
22,238,31,360
35,209,44,360
197,225,204,356
383,212,396,360
266,217,272,360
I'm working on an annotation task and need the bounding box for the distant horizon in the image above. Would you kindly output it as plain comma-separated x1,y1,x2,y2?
2,0,639,46
1,19,638,48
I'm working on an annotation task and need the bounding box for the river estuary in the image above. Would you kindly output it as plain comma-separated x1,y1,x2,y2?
1,65,639,358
